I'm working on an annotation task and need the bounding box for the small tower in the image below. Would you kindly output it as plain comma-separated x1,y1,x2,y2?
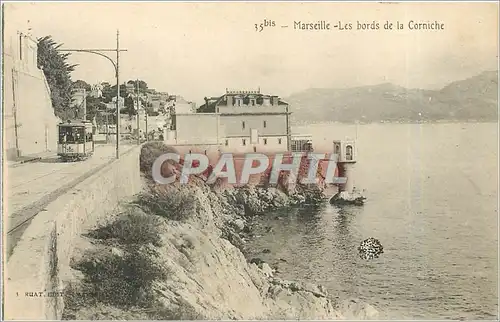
333,140,357,194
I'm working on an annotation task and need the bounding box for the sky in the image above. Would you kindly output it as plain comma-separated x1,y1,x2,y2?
3,1,498,105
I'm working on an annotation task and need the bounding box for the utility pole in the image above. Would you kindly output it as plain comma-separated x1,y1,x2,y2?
286,104,291,152
59,30,127,159
83,88,87,121
115,30,120,159
106,113,109,143
12,70,20,158
136,79,140,145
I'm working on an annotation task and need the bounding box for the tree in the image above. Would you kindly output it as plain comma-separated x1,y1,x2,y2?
127,79,148,92
85,95,107,122
102,84,128,103
73,79,91,91
101,82,113,103
37,36,77,120
123,96,137,116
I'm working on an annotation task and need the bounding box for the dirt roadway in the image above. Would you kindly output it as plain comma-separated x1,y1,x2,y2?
4,143,136,258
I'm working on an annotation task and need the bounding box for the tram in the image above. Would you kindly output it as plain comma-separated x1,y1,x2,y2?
57,120,95,161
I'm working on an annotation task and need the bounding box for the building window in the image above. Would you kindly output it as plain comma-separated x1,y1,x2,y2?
242,139,246,146
346,145,353,161
225,139,229,146
278,138,282,144
242,121,245,129
263,138,267,145
263,120,267,128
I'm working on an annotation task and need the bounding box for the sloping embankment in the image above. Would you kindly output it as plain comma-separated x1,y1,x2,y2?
4,146,143,320
62,142,379,320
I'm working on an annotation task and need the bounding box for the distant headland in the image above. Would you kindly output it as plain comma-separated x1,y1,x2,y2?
286,70,498,124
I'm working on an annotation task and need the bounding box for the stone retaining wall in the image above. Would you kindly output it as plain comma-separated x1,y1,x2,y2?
4,146,143,320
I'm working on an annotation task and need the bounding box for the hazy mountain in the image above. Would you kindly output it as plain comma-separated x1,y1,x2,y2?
286,71,498,124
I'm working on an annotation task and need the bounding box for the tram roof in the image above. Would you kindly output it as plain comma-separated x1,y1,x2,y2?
58,120,93,127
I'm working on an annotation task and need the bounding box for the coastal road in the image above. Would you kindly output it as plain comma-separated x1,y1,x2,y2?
5,143,137,257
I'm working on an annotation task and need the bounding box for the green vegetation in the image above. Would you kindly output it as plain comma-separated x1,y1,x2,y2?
63,208,166,317
138,141,179,176
37,35,163,121
66,248,166,308
37,36,77,120
86,208,163,246
63,206,203,320
132,191,197,222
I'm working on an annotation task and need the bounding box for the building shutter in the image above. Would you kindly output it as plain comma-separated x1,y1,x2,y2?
250,129,258,144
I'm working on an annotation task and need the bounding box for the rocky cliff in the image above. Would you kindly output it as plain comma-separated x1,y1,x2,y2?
62,142,379,320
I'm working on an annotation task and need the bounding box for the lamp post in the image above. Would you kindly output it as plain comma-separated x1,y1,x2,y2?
286,103,291,152
136,79,140,145
82,88,87,121
59,30,127,159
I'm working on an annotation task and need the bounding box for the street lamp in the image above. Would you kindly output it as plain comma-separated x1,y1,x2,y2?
59,30,127,159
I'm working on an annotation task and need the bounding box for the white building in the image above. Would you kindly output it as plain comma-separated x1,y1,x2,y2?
174,96,196,114
3,26,60,159
165,89,291,153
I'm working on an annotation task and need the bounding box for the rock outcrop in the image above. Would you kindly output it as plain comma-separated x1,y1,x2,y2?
63,143,378,320
329,190,367,206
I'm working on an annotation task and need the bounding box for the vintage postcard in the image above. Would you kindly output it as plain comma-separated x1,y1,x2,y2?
1,1,498,320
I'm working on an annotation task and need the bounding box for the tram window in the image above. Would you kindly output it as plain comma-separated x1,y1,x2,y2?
59,127,74,143
75,127,85,143
59,130,65,143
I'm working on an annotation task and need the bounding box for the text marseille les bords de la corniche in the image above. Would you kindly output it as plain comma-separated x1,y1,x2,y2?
291,20,445,30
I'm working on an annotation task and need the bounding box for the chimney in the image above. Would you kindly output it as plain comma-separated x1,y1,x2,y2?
204,97,209,111
271,96,279,106
227,94,233,106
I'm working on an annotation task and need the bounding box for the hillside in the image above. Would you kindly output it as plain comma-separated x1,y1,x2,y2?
286,71,498,124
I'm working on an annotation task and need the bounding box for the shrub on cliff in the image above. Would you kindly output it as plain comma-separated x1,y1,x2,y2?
140,142,179,179
150,299,206,320
66,248,169,310
133,189,197,221
64,209,171,319
86,208,162,247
